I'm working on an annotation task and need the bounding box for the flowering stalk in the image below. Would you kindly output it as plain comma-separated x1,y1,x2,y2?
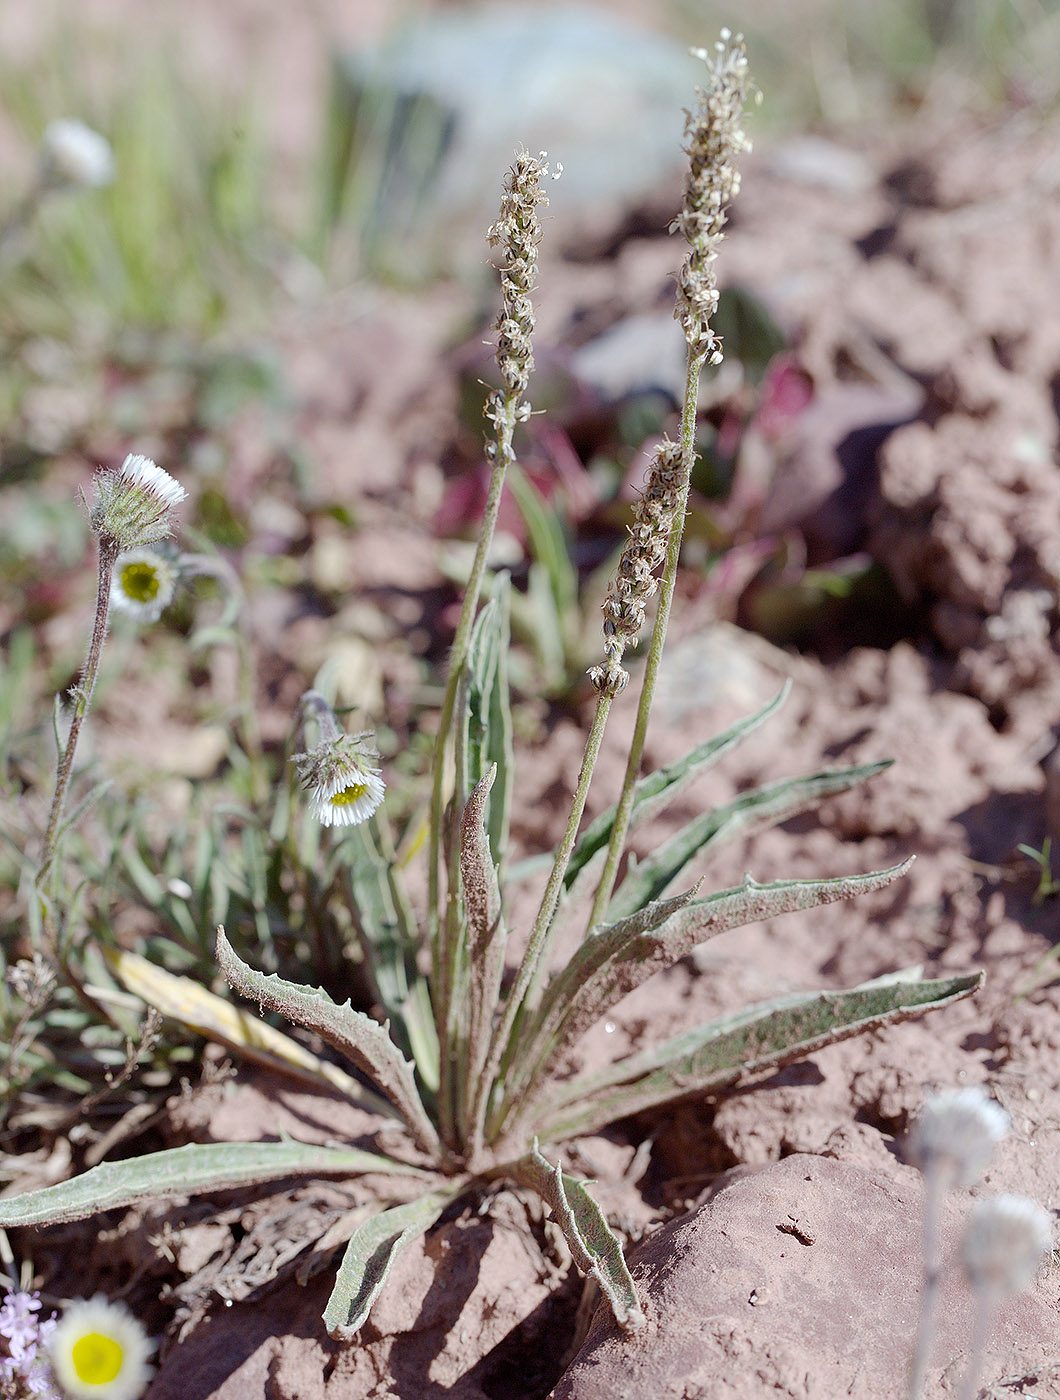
429,150,552,1143
587,31,751,931
906,1087,1009,1400
0,119,114,274
36,456,186,944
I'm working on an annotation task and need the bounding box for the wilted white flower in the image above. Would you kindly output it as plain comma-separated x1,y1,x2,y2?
293,731,385,827
109,547,177,622
907,1086,1009,1188
48,1295,152,1400
90,454,187,550
962,1195,1054,1298
39,119,115,189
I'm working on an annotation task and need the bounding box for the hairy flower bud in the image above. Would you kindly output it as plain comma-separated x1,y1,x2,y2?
293,731,385,828
90,455,187,550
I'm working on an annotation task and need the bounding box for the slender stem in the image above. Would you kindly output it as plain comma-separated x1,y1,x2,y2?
587,350,706,930
908,1164,946,1400
36,535,119,908
956,1286,997,1400
428,399,517,1153
478,691,613,1149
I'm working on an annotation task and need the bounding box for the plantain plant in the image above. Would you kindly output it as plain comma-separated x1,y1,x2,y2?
2,33,981,1342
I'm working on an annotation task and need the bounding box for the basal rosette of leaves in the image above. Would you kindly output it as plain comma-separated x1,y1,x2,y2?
0,658,980,1337
2,34,981,1347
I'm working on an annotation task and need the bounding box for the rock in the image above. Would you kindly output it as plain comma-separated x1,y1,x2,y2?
550,1154,1057,1400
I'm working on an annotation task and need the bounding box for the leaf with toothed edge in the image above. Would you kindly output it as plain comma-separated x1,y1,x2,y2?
323,1187,462,1340
563,683,792,906
216,928,441,1158
0,1140,429,1228
503,860,914,1136
532,969,984,1141
604,758,895,923
508,1143,644,1332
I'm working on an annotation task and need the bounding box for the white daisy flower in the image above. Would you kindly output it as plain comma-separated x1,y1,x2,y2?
110,547,177,622
293,731,385,827
39,119,115,189
90,454,187,549
48,1295,153,1400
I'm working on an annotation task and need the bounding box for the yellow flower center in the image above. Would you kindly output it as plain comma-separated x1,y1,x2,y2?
120,560,160,603
71,1331,125,1385
329,782,369,808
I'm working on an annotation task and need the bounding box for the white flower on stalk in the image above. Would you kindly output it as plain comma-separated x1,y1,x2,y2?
39,119,115,189
109,547,178,622
48,1295,153,1400
962,1195,1054,1298
293,731,385,827
90,454,187,550
907,1086,1009,1188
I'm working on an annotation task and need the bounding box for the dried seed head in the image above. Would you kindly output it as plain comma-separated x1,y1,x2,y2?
109,547,178,623
484,150,553,443
674,30,752,360
962,1195,1053,1297
589,438,684,697
293,731,385,828
907,1086,1009,1188
90,454,187,550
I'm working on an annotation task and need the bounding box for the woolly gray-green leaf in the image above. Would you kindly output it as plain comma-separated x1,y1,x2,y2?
323,1188,459,1340
563,682,791,904
466,575,514,865
461,767,508,1103
508,1144,643,1331
216,928,441,1158
605,759,893,923
500,860,913,1140
534,970,983,1140
0,1140,426,1227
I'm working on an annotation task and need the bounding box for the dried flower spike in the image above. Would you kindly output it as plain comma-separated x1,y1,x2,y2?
39,119,115,190
49,1295,153,1400
674,30,752,360
589,438,683,697
907,1086,1009,1188
109,547,178,623
90,454,187,551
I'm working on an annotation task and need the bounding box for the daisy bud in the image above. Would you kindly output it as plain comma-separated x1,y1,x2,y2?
109,547,178,622
48,1294,153,1400
90,454,187,550
907,1086,1009,1188
39,118,115,189
293,731,385,828
962,1195,1054,1298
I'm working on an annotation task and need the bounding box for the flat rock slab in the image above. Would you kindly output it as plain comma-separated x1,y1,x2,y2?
550,1153,1059,1400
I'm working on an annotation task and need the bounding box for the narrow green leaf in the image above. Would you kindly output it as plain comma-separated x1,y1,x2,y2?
534,970,983,1140
0,1140,427,1228
506,860,913,1140
508,1144,643,1331
606,759,893,922
323,1187,459,1340
216,929,442,1158
564,683,791,902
